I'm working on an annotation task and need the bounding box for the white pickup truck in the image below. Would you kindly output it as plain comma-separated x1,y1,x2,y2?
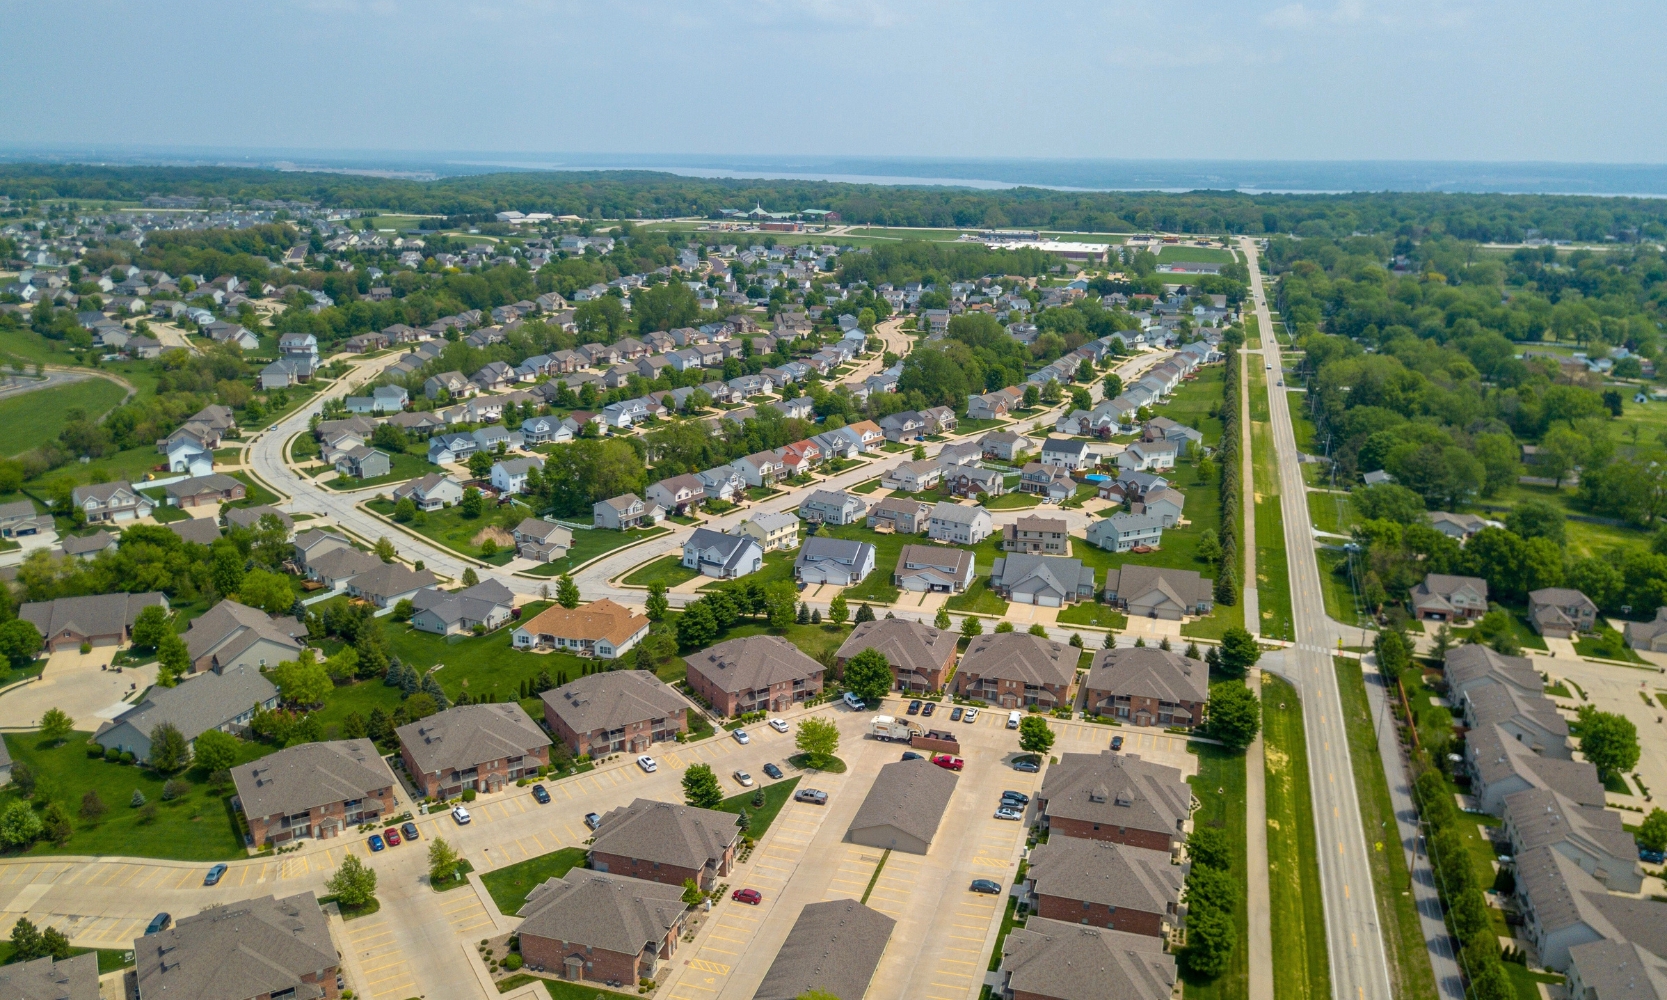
869,715,919,742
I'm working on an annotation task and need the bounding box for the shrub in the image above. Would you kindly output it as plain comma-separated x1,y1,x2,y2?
119,751,135,765
79,642,91,655
86,746,103,759
461,788,476,802
104,746,120,762
160,779,190,801
501,954,523,972
130,789,147,808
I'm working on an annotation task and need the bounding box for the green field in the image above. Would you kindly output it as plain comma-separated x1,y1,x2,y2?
325,450,431,492
1307,491,1356,536
1183,739,1249,1000
368,497,524,565
480,846,588,915
1157,245,1238,264
1053,602,1129,630
1333,657,1439,1000
524,526,671,577
1261,675,1330,1000
0,378,129,457
621,553,701,589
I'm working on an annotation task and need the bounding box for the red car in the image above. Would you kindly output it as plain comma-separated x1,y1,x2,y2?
383,827,401,846
731,888,763,905
932,754,965,772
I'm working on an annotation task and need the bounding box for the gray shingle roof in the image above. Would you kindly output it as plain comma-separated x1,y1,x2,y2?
589,798,739,872
1087,647,1209,705
231,740,398,822
133,892,334,1000
1040,751,1192,844
1027,837,1182,914
1000,917,1176,1000
835,619,958,679
960,632,1075,687
0,952,98,1000
96,663,277,746
752,899,896,1000
1569,940,1667,1000
516,871,687,956
688,635,822,696
19,592,165,641
184,599,307,666
846,757,959,849
347,562,438,601
408,580,513,629
1467,723,1604,808
396,704,548,777
167,517,223,545
541,671,692,738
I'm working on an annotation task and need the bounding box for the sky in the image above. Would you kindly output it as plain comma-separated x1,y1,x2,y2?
2,0,1664,164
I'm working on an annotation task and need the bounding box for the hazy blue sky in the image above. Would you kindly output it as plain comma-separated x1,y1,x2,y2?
4,0,1663,163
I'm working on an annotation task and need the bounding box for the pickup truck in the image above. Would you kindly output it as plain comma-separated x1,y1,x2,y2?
869,715,919,742
932,754,965,772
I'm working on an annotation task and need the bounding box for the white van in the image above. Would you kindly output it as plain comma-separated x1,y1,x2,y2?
843,691,866,711
1007,710,1022,729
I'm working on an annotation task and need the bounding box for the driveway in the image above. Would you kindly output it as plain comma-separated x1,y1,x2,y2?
0,649,155,731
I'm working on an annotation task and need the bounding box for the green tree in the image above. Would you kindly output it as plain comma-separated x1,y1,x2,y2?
556,574,581,609
38,708,73,746
393,496,418,522
1206,681,1261,751
1637,808,1667,853
682,763,724,809
156,630,189,686
854,603,875,624
795,716,840,768
827,594,848,626
676,601,719,649
960,614,983,638
1373,629,1412,684
467,452,493,480
0,800,42,849
681,877,705,906
1187,826,1232,871
1576,704,1641,778
129,605,170,650
149,722,190,772
41,802,71,847
8,918,43,961
1017,715,1055,755
842,649,894,706
193,729,240,774
271,654,332,707
428,837,461,884
1028,623,1048,637
1217,628,1260,676
238,569,296,615
79,790,105,820
374,537,398,563
934,606,950,629
1183,905,1235,978
0,619,43,667
460,486,485,517
326,854,379,909
645,581,669,622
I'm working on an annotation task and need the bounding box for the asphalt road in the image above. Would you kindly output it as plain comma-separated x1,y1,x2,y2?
1240,238,1395,1000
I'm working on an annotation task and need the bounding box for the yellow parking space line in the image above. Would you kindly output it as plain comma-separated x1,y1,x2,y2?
351,932,395,948
359,959,407,975
706,935,747,946
702,945,740,956
675,983,718,994
938,957,979,966
364,967,414,986
952,923,985,930
934,970,976,979
370,985,416,1000
529,831,545,851
453,918,496,934
558,781,575,799
718,913,758,924
440,898,484,914
688,959,731,975
754,864,793,874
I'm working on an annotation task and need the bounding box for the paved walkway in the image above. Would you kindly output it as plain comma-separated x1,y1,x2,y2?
1239,320,1273,1000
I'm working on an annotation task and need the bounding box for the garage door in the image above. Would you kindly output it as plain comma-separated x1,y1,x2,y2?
1038,595,1061,608
1013,592,1035,605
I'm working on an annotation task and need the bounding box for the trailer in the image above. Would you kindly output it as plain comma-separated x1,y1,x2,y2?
869,715,919,742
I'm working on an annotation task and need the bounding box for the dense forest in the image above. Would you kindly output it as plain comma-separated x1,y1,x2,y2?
8,164,1667,241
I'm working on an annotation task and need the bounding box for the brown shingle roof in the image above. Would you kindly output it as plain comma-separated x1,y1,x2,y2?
517,598,649,647
396,703,548,777
589,798,739,872
133,892,335,1000
541,671,692,737
231,740,398,822
687,634,822,696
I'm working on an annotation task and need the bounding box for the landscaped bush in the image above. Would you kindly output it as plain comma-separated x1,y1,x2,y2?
501,954,522,972
461,788,476,802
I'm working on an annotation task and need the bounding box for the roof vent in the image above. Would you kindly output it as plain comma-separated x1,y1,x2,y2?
1088,784,1109,804
1115,787,1135,806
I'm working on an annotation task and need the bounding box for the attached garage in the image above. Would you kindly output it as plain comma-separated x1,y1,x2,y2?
846,757,959,855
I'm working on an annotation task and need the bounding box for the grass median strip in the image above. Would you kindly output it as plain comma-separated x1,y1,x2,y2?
860,848,890,904
1183,740,1249,1000
1261,675,1330,1000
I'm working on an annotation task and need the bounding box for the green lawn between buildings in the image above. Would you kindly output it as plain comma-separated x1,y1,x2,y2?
480,846,589,915
522,526,671,577
1182,738,1248,1000
325,450,432,492
716,776,800,840
621,553,700,589
1260,675,1330,1000
367,496,528,566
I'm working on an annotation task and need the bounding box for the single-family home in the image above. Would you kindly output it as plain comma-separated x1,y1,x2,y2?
866,496,931,534
926,502,993,545
20,592,169,652
794,537,876,586
1086,512,1165,552
490,456,544,495
989,554,1096,606
1103,566,1215,619
408,580,515,636
95,664,279,762
892,545,975,594
346,562,439,608
594,493,659,530
513,598,650,659
980,430,1030,462
734,512,799,553
800,489,867,526
882,459,943,493
1003,515,1070,556
71,481,154,523
393,473,464,511
1527,588,1599,638
681,528,764,579
183,599,308,674
1410,573,1489,622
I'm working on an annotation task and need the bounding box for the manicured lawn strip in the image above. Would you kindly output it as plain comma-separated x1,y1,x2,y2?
621,554,700,589
812,522,990,606
1573,623,1645,662
698,550,794,591
1053,602,1128,630
1306,491,1356,536
431,858,475,891
1255,493,1293,641
1286,391,1318,455
953,418,1008,435
0,378,128,457
851,478,885,494
522,526,670,576
1503,965,1565,1000
1182,739,1248,1000
480,846,589,915
1179,597,1244,641
539,979,638,1000
324,450,431,491
0,941,132,973
983,492,1041,510
985,895,1024,972
715,776,800,839
1332,657,1439,1000
228,470,281,507
1158,245,1238,264
0,731,273,861
943,577,1008,616
1260,675,1330,1000
1316,548,1368,628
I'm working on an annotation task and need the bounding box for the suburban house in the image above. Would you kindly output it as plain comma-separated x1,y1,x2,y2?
393,473,464,511
927,502,993,544
968,386,1024,421
794,537,876,586
997,918,1176,1000
231,740,400,847
1118,440,1177,472
491,456,545,495
515,872,690,987
184,599,308,674
893,545,975,593
1465,722,1605,816
514,518,573,562
836,618,959,693
71,481,154,523
980,430,1030,462
1023,837,1184,936
1503,786,1642,893
588,798,741,891
20,592,169,651
1003,515,1070,555
427,432,478,465
1133,486,1186,526
346,563,438,609
646,474,709,517
541,670,692,756
166,517,219,546
1086,511,1166,552
1037,750,1193,851
989,554,1096,607
1411,573,1489,622
878,411,927,442
1040,437,1094,471
942,464,1005,498
594,493,660,530
1428,511,1493,541
882,459,943,493
133,894,338,1000
955,633,1076,709
95,664,279,762
685,635,825,716
512,599,651,659
60,530,118,560
305,545,383,592
866,496,931,534
681,527,764,579
734,512,799,553
163,473,246,508
408,580,515,636
1103,566,1215,619
732,451,782,487
1527,588,1599,638
334,446,392,481
0,498,51,538
396,703,551,799
1084,647,1209,728
1626,607,1667,651
1018,462,1076,501
800,489,867,525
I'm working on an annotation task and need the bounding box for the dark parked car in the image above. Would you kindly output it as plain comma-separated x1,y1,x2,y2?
762,762,784,779
1642,846,1667,865
1111,735,1124,751
920,701,935,717
584,812,602,830
901,751,924,761
145,913,171,936
795,788,829,805
970,879,1003,895
204,864,227,886
1012,757,1041,773
532,784,551,804
369,834,385,851
1000,791,1030,806
950,706,963,722
906,700,922,715
401,822,420,841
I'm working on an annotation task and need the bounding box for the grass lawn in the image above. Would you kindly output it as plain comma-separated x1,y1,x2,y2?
0,378,128,457
368,497,524,565
1255,491,1293,641
228,470,281,507
1179,598,1245,641
0,731,273,861
943,576,1008,616
535,980,639,1000
953,417,1008,435
985,896,1025,972
699,550,794,591
1316,548,1369,627
522,526,670,576
324,450,431,492
1261,675,1330,1000
431,858,475,891
1307,491,1356,536
715,776,800,839
1286,391,1318,455
1054,602,1128,630
480,846,588,915
851,478,885,494
984,491,1042,510
1332,657,1439,1000
621,554,700,589
1462,481,1653,559
1158,245,1238,264
1183,739,1248,1000
1573,623,1645,662
0,941,132,973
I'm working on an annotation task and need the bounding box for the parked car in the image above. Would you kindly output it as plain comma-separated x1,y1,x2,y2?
970,879,1003,895
732,888,763,905
995,807,1023,821
145,913,171,936
950,706,963,722
762,763,784,779
637,755,658,772
901,751,924,761
932,754,965,772
1007,710,1022,729
1642,847,1667,864
733,729,750,745
769,718,789,733
795,788,829,805
921,701,935,717
451,805,471,825
842,692,865,710
906,700,922,715
383,827,401,846
532,784,550,804
963,708,978,723
734,770,754,787
1000,791,1030,806
204,864,227,886
1111,735,1124,751
369,834,385,851
584,812,602,830
401,822,419,841
1011,757,1041,773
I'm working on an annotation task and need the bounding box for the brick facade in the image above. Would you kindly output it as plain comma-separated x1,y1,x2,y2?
685,670,822,718
546,708,687,758
400,743,550,799
1043,816,1175,852
954,673,1072,710
1032,894,1165,936
1082,688,1206,729
519,935,666,987
245,786,398,848
589,849,734,891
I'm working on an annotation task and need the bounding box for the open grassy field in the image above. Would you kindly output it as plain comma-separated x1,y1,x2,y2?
1332,657,1439,1000
1158,245,1238,264
368,496,525,565
1307,491,1356,536
1251,370,1293,640
1183,738,1249,1000
522,525,671,577
0,378,129,457
1261,675,1330,1000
